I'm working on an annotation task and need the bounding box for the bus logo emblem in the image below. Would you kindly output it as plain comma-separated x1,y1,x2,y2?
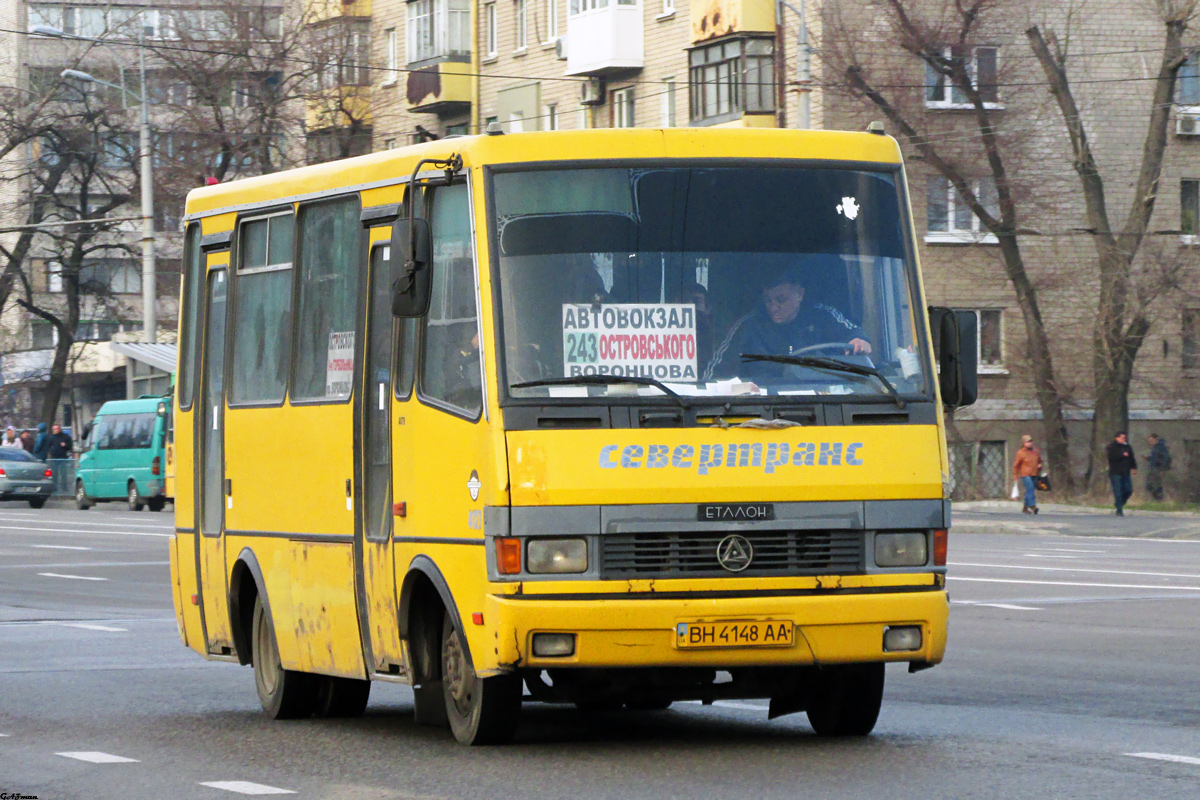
467,471,481,501
716,535,753,572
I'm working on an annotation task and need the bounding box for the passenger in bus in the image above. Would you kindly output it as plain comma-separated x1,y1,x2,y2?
702,269,870,382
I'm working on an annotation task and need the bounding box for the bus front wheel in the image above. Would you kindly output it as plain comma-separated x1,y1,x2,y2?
441,612,521,745
805,662,885,737
251,596,314,719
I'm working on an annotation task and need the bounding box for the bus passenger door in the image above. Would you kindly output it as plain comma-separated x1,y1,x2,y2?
197,266,232,653
357,239,405,674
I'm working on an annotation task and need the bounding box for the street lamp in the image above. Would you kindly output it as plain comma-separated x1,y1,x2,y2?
36,23,157,345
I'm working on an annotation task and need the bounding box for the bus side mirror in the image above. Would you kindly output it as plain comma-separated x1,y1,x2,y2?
391,216,433,318
928,307,978,409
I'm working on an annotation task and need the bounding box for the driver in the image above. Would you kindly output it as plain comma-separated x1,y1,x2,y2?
702,269,871,381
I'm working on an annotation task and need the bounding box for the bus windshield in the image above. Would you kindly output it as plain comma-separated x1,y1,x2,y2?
492,164,930,403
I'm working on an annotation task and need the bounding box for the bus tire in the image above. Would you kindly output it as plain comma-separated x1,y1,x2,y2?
313,676,371,718
147,497,167,512
75,481,91,510
251,596,314,720
805,663,885,737
127,481,145,512
441,611,521,745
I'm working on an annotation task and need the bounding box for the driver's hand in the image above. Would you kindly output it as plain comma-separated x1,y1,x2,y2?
849,338,872,355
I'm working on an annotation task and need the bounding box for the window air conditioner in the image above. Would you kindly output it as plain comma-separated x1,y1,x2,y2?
581,78,605,106
1177,111,1200,136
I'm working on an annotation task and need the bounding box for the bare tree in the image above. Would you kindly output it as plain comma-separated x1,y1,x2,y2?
824,0,1076,490
1026,0,1196,483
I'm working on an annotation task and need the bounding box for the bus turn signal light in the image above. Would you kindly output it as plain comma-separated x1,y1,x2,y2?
933,529,947,567
497,538,521,575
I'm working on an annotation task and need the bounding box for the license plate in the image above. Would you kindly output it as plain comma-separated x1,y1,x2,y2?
14,486,37,494
675,619,794,649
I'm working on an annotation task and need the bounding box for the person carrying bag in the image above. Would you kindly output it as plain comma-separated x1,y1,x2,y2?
1012,434,1043,514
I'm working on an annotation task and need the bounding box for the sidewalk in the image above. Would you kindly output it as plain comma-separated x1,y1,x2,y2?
953,500,1200,539
955,500,1200,519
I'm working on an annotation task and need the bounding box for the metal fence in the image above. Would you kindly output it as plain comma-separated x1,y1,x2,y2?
46,458,76,497
948,441,1008,500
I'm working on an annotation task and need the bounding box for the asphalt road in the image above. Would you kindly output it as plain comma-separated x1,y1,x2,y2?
1,504,1199,799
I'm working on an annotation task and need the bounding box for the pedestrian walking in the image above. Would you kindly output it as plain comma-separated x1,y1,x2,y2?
1106,431,1137,516
31,422,48,461
1012,434,1043,514
46,424,73,494
1,427,21,448
1145,434,1172,501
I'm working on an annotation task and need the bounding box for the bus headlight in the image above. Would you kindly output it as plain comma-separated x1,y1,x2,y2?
874,532,928,567
526,538,587,574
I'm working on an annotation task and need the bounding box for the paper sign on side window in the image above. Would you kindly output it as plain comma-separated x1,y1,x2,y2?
326,331,355,397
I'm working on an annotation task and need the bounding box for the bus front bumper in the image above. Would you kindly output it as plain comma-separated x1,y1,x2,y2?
481,586,948,674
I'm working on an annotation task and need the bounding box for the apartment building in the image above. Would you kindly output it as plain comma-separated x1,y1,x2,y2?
0,0,295,425
352,0,1200,499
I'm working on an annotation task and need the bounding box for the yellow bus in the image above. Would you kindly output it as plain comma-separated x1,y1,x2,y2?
169,128,976,745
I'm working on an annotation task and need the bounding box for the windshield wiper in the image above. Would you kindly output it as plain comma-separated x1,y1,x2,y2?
511,375,689,408
740,354,906,409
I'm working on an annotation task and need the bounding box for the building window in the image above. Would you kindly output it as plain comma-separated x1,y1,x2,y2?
661,0,675,14
954,308,1004,370
927,175,999,240
570,0,612,13
613,87,634,127
485,4,498,57
545,104,558,130
1179,54,1200,105
688,37,775,125
515,0,528,50
925,46,999,107
662,77,676,126
80,260,141,294
578,108,590,129
31,320,56,350
1183,179,1198,237
1185,308,1199,369
407,0,471,64
384,28,398,84
545,0,559,41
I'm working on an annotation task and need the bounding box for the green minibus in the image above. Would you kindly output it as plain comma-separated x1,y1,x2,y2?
76,397,171,511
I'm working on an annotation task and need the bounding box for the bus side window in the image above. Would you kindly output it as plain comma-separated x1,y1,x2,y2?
419,183,480,417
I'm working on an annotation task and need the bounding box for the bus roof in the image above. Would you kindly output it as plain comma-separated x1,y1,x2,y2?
184,128,903,222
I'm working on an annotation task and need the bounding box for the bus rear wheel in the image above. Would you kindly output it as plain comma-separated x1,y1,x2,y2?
805,663,885,737
251,596,314,719
441,612,521,745
313,676,371,718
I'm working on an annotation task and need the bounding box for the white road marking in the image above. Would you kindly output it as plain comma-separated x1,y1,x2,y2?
1125,752,1200,766
30,544,92,551
55,622,128,632
56,751,139,763
0,517,171,530
37,572,108,582
684,700,767,712
0,733,9,736
0,525,171,538
951,562,1200,580
952,601,1042,611
950,576,1200,592
1,561,169,570
1034,548,1108,553
1022,554,1080,559
199,781,296,795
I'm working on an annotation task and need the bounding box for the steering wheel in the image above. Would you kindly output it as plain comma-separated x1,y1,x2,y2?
793,342,859,356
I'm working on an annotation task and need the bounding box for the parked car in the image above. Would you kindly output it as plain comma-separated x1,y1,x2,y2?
76,397,171,511
0,448,55,507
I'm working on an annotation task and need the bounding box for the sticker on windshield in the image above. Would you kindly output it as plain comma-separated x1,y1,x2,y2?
562,303,698,381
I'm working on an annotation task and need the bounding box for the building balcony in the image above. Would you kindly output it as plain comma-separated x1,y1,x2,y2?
406,60,472,115
565,1,644,77
689,0,774,43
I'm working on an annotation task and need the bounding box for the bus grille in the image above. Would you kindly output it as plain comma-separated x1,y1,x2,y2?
600,530,864,578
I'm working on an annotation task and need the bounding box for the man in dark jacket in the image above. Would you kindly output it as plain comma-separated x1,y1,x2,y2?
703,270,871,382
31,422,49,461
1106,431,1138,516
46,424,73,493
1146,434,1171,501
